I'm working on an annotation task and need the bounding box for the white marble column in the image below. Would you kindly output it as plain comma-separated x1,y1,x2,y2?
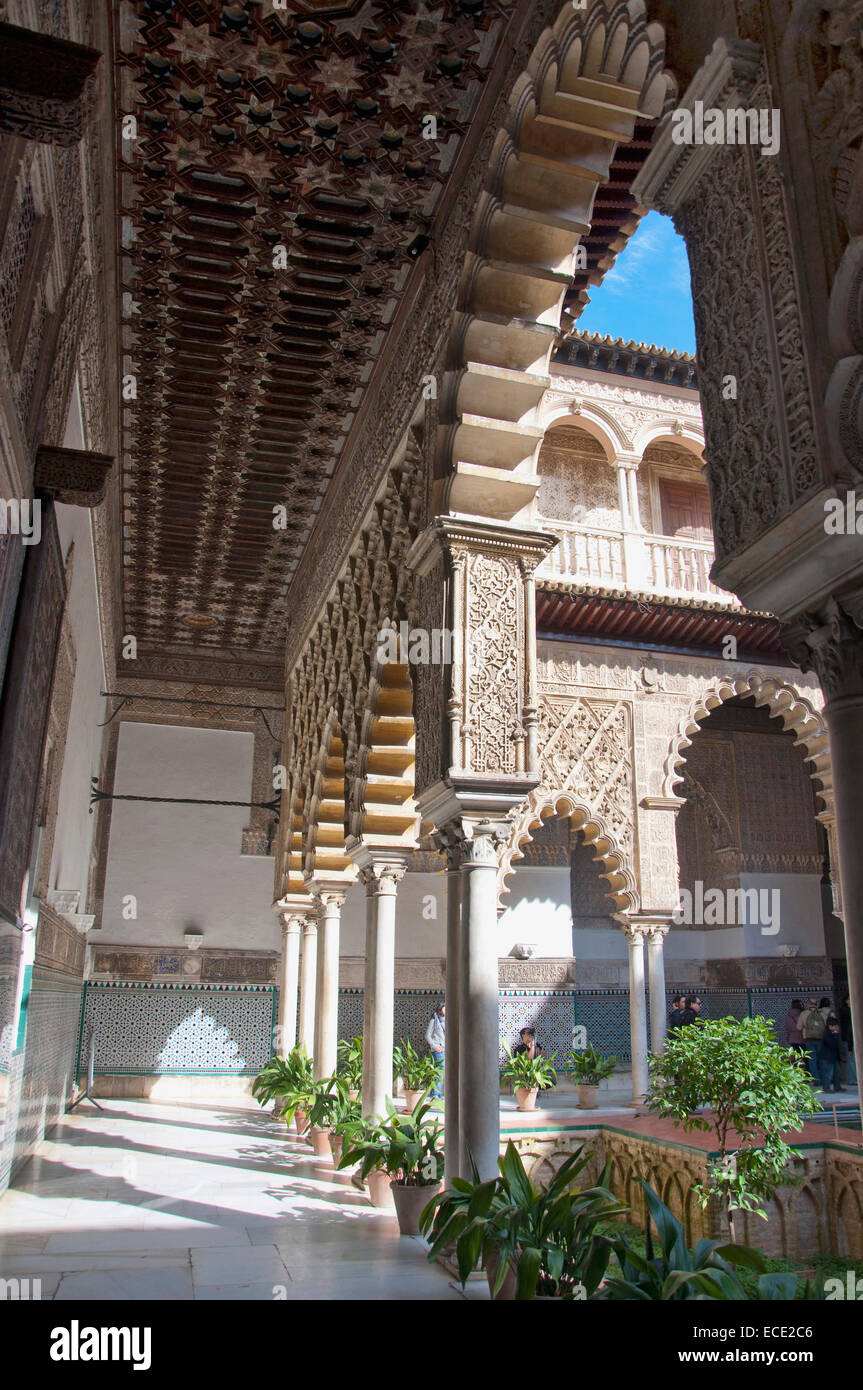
277,914,302,1055
355,853,407,1119
311,886,346,1081
298,919,317,1057
627,465,642,529
616,462,631,529
622,923,650,1104
443,838,463,1186
457,822,507,1182
646,924,669,1056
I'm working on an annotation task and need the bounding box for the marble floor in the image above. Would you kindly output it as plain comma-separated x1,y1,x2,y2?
0,1100,470,1301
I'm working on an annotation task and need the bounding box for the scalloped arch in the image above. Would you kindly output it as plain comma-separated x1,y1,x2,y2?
662,670,831,814
499,783,639,912
441,0,675,522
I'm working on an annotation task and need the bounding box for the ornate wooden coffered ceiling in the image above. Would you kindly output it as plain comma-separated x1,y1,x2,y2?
114,0,657,681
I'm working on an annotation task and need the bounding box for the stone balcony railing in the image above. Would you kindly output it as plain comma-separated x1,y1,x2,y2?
537,519,740,607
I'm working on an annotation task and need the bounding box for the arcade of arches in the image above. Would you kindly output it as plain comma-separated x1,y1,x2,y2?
2,0,863,1259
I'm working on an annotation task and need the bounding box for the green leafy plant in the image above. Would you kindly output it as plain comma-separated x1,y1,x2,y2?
308,1073,361,1132
393,1038,441,1092
600,1183,819,1300
336,1035,363,1091
501,1043,557,1092
646,1015,819,1240
421,1140,627,1299
565,1045,619,1086
338,1095,443,1186
252,1045,316,1124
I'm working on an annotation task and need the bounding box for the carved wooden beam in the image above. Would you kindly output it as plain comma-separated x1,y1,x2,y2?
0,22,101,147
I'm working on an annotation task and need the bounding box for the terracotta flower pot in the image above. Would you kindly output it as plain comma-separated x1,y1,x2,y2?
294,1109,309,1136
309,1125,332,1157
329,1132,344,1167
577,1083,599,1109
391,1181,441,1236
515,1086,539,1111
366,1169,396,1209
403,1089,424,1112
486,1249,518,1301
348,1088,359,1102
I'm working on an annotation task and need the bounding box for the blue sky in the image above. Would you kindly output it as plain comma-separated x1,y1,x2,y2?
575,211,696,355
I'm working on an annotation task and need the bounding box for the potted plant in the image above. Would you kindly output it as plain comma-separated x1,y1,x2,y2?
252,1046,315,1135
501,1043,557,1111
566,1045,619,1108
339,1096,444,1233
307,1075,361,1165
337,1035,363,1101
421,1141,627,1300
337,1115,393,1206
393,1039,442,1110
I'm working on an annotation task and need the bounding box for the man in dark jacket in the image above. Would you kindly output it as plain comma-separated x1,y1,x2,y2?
818,1019,844,1093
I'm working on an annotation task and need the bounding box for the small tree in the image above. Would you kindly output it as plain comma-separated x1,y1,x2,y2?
646,1015,819,1241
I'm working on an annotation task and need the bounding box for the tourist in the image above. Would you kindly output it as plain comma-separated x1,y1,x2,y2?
669,994,683,1029
513,1025,543,1057
679,995,699,1027
839,994,856,1085
798,997,826,1082
785,999,806,1066
818,1018,844,1094
425,1000,445,1098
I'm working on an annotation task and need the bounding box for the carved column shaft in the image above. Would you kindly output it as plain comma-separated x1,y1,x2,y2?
620,922,650,1104
356,854,407,1119
455,821,510,1181
298,921,317,1056
311,888,346,1082
276,915,302,1055
646,925,670,1056
441,836,463,1186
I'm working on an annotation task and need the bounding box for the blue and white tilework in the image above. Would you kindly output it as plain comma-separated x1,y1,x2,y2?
79,983,276,1075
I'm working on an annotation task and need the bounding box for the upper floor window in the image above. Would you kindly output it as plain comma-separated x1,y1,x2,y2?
657,476,712,542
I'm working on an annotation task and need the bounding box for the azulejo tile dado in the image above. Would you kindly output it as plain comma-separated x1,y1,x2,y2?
77,982,586,1076
79,982,277,1075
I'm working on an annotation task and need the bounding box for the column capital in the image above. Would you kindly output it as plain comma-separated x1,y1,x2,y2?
274,895,317,931
616,912,675,941
432,812,513,869
783,591,863,703
357,857,408,895
306,878,350,912
614,914,651,944
346,840,411,894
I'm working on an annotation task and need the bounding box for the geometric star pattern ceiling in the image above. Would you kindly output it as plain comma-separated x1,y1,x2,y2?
115,0,655,664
